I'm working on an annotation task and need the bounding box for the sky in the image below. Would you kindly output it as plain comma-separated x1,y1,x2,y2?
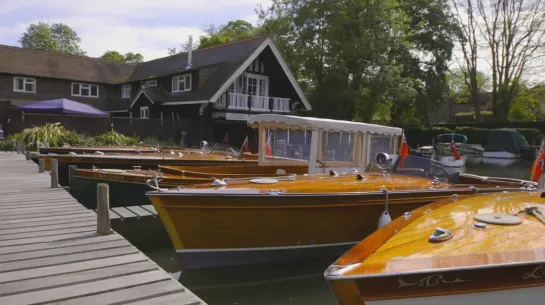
0,0,271,61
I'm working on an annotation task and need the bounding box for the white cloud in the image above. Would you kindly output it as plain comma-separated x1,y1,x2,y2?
0,0,271,60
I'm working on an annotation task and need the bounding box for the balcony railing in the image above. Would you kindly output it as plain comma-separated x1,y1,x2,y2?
228,93,249,110
214,93,291,113
272,97,291,112
251,96,270,112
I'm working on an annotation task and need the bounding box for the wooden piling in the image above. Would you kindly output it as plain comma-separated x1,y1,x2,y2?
97,183,111,236
50,158,58,188
38,158,45,173
68,165,77,185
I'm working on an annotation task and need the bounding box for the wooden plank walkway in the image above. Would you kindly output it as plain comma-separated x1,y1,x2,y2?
0,152,205,305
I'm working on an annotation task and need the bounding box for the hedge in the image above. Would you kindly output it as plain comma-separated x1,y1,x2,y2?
404,127,453,148
404,126,544,148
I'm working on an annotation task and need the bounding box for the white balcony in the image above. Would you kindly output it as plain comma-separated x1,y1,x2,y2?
251,96,270,112
272,97,290,112
215,93,290,113
228,93,249,110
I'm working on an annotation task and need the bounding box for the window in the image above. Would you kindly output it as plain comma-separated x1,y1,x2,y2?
72,83,99,97
246,73,268,97
145,80,157,87
121,84,131,99
171,74,191,92
140,106,149,119
13,77,36,93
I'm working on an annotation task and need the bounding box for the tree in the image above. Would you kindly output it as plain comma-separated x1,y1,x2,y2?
123,52,144,63
258,0,457,126
101,51,144,63
451,0,483,121
19,22,86,56
476,0,545,121
447,68,490,101
199,20,257,49
509,83,545,121
167,20,257,55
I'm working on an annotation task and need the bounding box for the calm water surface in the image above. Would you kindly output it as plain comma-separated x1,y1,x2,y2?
142,157,534,305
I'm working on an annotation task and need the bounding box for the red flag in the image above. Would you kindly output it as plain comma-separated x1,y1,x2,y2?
399,133,409,168
531,144,545,182
265,131,273,156
241,136,250,153
450,141,461,160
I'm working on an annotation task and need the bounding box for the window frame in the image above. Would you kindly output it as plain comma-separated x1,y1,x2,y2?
121,84,131,99
13,77,36,93
140,106,149,119
71,82,99,98
145,80,157,87
171,74,192,93
246,73,269,97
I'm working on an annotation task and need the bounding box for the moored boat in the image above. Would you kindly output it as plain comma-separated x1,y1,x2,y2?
69,164,308,208
45,144,258,186
434,133,484,155
146,114,535,269
324,190,545,305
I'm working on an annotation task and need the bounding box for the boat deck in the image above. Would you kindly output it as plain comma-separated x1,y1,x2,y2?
343,192,545,277
0,152,205,305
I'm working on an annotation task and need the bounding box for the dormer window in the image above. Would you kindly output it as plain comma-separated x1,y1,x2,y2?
14,77,36,93
121,84,131,99
145,80,157,87
72,82,98,98
172,74,191,92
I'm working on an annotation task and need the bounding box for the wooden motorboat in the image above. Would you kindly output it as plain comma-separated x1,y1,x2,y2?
43,145,258,186
145,114,536,269
324,190,545,305
38,145,197,155
32,145,200,168
69,164,308,209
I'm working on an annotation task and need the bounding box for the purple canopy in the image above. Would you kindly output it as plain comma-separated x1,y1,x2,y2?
17,98,109,117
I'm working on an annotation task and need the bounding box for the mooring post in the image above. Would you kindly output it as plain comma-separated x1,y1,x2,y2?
50,159,59,188
25,151,30,160
97,183,111,235
68,165,77,185
38,159,45,173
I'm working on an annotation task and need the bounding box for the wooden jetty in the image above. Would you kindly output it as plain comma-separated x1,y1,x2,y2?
0,152,205,305
96,205,159,220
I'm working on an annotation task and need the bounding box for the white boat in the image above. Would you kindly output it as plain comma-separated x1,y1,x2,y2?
482,151,520,159
438,155,466,168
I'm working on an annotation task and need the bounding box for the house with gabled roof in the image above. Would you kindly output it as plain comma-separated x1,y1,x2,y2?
0,35,311,146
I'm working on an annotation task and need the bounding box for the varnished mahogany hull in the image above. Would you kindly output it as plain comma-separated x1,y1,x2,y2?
148,188,521,269
56,157,256,186
69,165,308,208
325,192,545,305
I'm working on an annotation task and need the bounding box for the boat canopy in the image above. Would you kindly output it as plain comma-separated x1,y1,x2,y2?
247,114,403,174
247,114,402,136
436,133,468,143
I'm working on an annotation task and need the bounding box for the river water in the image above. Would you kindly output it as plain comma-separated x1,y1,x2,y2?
141,156,534,305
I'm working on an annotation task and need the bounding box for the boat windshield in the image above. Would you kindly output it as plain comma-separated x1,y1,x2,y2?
368,154,460,183
205,143,242,157
436,133,467,143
